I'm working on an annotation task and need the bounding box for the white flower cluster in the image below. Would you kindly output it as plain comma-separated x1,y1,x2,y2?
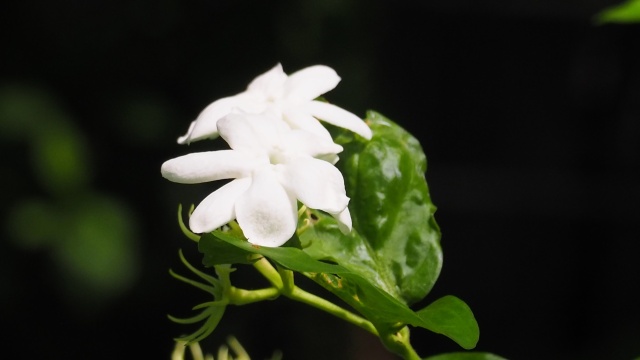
161,64,371,247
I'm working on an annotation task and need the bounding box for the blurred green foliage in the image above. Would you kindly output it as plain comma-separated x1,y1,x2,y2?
0,84,140,313
595,0,640,23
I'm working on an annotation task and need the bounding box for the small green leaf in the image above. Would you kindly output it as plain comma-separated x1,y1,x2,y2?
416,296,479,350
423,352,508,360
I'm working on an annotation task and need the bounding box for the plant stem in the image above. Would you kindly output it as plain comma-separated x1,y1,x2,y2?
380,326,421,360
288,285,379,337
252,257,283,289
229,287,280,305
252,256,379,337
277,266,295,294
226,335,250,360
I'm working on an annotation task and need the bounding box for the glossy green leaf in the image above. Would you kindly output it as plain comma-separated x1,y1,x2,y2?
416,295,479,350
302,110,442,305
424,352,508,360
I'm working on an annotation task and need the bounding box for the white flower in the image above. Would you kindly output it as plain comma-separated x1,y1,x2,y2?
177,63,372,145
162,112,352,247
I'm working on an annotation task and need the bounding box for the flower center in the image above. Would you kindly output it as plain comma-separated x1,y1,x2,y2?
268,145,290,165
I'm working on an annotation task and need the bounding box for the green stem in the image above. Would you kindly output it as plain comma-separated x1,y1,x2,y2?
252,257,283,289
253,256,378,337
380,326,421,360
277,266,295,294
229,287,280,305
287,285,379,337
226,335,250,360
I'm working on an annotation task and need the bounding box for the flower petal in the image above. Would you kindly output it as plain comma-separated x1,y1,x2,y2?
177,90,268,144
161,150,259,184
176,119,199,145
281,157,349,213
284,129,342,164
331,206,352,234
177,96,237,144
218,112,282,151
282,108,333,141
246,63,287,97
189,178,251,233
283,65,340,102
305,101,372,140
235,168,298,247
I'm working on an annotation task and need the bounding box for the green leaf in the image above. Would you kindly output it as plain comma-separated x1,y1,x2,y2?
303,110,442,305
423,352,508,360
595,0,640,24
416,296,479,350
200,232,425,327
199,232,258,265
200,232,478,350
196,111,477,349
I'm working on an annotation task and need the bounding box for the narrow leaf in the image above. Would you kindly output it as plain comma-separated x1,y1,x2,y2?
201,230,477,349
200,232,425,327
199,233,258,265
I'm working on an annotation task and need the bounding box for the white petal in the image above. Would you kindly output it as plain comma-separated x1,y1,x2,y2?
189,178,251,233
284,129,343,161
176,119,199,144
218,112,281,151
283,65,340,102
177,96,238,144
246,63,287,97
235,168,298,247
331,206,352,234
282,158,349,213
161,150,258,184
305,101,372,140
282,108,333,141
317,153,340,165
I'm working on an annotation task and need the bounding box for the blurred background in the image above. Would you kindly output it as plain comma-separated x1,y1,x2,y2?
1,1,639,359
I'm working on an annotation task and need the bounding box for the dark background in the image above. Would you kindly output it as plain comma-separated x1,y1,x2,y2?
1,1,638,359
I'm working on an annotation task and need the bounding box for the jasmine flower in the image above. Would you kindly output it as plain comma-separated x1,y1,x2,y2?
163,112,352,247
177,63,372,145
